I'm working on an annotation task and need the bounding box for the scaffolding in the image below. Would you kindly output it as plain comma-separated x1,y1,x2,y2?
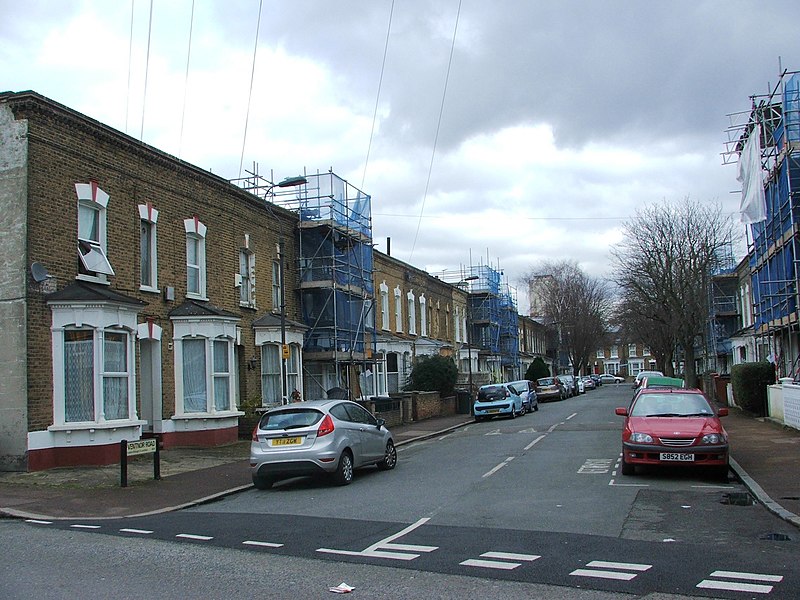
232,167,376,396
436,262,519,380
723,69,800,376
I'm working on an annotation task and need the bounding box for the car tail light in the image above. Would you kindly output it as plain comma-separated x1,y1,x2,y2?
251,422,260,442
318,414,335,437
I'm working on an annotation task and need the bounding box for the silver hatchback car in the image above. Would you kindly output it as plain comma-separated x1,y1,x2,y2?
250,399,397,489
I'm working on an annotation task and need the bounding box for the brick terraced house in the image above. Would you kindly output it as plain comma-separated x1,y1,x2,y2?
0,91,304,470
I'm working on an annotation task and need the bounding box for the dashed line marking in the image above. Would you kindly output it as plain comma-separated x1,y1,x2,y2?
243,540,284,548
176,533,213,541
24,519,53,525
697,570,783,594
119,528,153,535
70,524,101,529
571,560,652,581
566,412,577,420
524,434,547,451
482,456,514,478
461,551,541,570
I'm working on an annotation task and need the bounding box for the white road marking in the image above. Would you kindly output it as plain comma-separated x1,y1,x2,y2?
524,434,547,451
482,456,515,478
566,412,578,420
176,533,213,541
460,551,540,570
609,480,649,487
317,517,437,561
571,568,637,581
708,571,783,582
696,580,775,594
70,524,101,529
578,459,613,474
485,429,502,436
481,551,541,561
547,423,561,433
588,561,652,571
119,528,153,534
24,519,53,525
461,558,520,570
571,560,652,581
243,540,284,548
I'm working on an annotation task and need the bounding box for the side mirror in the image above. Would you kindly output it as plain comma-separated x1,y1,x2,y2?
376,418,386,429
615,407,628,417
717,408,728,417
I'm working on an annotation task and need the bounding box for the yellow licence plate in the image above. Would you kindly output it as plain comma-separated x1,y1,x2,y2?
272,437,302,446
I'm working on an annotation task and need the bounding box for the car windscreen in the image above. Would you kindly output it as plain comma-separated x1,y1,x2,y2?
478,386,506,400
259,409,324,431
630,393,713,417
537,378,555,386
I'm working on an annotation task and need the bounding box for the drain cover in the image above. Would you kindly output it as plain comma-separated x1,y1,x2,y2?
720,492,754,506
758,532,792,541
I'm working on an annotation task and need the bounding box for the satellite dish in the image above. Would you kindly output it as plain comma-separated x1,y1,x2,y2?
31,262,49,283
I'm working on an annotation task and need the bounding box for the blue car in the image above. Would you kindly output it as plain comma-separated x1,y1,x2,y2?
473,383,524,421
506,379,539,413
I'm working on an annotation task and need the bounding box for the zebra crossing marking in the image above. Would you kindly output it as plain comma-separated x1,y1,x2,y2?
570,560,652,581
461,551,541,570
697,570,783,594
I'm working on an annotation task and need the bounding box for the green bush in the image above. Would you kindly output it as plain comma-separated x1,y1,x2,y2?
525,357,550,381
407,354,458,396
730,362,775,416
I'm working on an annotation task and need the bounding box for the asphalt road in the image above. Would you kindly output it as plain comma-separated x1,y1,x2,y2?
4,384,798,598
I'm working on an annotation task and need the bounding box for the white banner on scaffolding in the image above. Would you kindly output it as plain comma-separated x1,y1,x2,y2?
737,123,767,224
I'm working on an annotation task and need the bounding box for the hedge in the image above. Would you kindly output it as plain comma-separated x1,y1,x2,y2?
730,362,775,416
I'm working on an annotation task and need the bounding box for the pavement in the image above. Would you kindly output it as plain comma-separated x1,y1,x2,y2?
0,407,798,528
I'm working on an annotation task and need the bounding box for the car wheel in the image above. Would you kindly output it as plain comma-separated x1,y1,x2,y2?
533,403,539,412
252,474,273,490
620,455,635,476
377,441,397,471
521,404,527,415
510,407,517,419
333,451,354,486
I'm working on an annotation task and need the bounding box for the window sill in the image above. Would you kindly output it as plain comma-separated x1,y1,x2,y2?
171,411,244,420
76,274,110,285
49,419,147,432
140,285,161,294
186,293,208,301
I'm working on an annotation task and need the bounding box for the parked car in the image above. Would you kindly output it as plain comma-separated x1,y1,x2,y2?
506,379,539,412
250,399,396,489
535,377,566,402
614,388,729,481
630,375,686,407
633,370,664,389
559,374,579,396
576,377,585,394
589,374,602,386
581,376,596,390
474,383,524,421
598,373,624,384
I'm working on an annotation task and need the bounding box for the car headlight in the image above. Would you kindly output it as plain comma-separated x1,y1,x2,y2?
702,433,726,444
630,432,653,443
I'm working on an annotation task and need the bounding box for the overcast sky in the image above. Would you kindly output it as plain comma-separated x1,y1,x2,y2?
3,1,798,310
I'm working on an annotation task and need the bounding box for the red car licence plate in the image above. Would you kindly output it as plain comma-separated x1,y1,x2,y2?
660,452,694,462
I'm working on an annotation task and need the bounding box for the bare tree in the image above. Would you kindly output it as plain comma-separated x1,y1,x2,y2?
611,198,737,387
523,260,611,376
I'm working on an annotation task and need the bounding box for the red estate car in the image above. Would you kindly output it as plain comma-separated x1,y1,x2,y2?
615,388,729,481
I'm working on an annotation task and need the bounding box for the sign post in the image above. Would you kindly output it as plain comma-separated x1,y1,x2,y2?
120,438,160,487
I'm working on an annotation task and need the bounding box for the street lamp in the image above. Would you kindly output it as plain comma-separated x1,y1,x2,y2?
460,275,479,399
275,175,307,405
